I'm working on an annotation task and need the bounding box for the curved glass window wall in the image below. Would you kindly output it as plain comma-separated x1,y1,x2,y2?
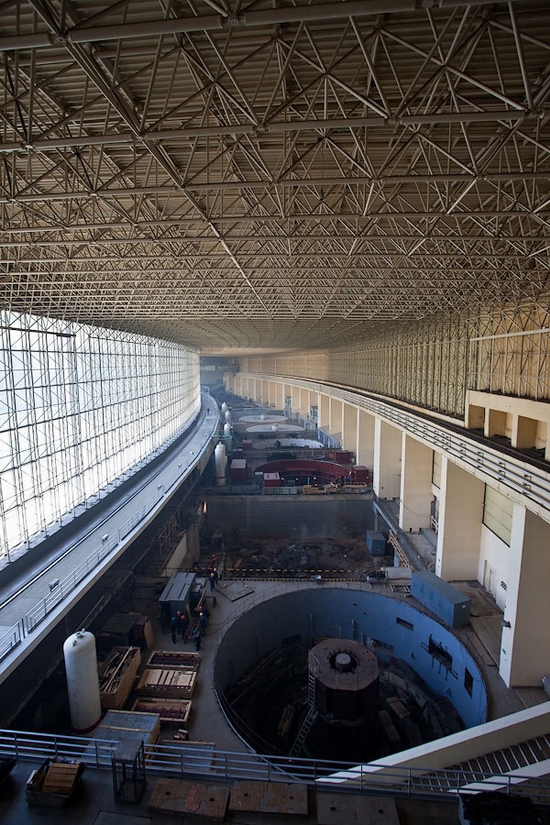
0,312,200,559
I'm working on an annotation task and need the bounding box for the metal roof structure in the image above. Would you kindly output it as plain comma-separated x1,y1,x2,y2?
0,0,549,353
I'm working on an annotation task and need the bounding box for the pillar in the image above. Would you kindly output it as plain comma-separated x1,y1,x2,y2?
299,387,309,417
342,402,356,454
304,389,319,428
329,397,343,444
399,434,433,533
319,393,330,431
435,457,484,581
357,410,375,470
500,506,550,687
373,419,401,500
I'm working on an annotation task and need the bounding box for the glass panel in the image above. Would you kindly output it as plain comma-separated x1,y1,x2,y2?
0,312,200,560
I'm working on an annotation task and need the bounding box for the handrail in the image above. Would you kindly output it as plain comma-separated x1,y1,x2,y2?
242,374,550,515
0,728,549,805
0,411,217,662
0,623,21,660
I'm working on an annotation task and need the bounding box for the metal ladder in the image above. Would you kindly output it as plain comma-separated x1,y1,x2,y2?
289,668,318,757
289,705,318,757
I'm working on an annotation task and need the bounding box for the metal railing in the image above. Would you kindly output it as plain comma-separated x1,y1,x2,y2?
245,374,550,514
24,534,121,633
0,411,217,664
0,623,21,660
1,728,550,806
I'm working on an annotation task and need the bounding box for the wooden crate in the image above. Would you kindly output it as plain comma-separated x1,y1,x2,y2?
136,667,197,698
100,709,161,744
132,696,192,725
99,646,141,709
26,760,83,808
146,649,201,671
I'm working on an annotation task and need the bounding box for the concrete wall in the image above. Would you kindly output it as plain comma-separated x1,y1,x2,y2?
204,495,375,541
478,526,509,609
214,588,487,731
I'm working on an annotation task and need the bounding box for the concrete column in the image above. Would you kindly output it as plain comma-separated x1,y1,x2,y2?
500,506,550,687
299,388,309,416
372,419,401,500
329,398,343,443
283,384,292,414
319,394,330,430
357,410,375,469
343,402,356,454
291,385,300,413
253,378,261,402
273,381,284,410
436,457,484,581
399,434,433,532
308,389,320,427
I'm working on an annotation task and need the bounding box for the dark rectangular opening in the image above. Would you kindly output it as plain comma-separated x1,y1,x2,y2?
426,636,453,671
464,667,473,696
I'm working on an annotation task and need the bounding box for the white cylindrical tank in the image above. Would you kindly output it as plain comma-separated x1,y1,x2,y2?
223,421,232,437
214,442,227,486
221,402,228,413
63,630,101,735
224,410,232,425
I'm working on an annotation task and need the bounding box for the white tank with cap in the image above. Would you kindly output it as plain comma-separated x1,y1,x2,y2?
214,442,227,486
63,629,101,735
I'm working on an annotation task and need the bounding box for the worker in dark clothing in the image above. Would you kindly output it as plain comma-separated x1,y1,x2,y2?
176,610,183,635
198,611,207,632
192,627,201,651
171,615,177,644
209,570,218,591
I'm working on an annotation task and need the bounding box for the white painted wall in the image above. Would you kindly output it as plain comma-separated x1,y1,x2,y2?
477,525,510,610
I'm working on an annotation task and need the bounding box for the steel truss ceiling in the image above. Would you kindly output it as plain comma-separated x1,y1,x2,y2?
0,0,550,352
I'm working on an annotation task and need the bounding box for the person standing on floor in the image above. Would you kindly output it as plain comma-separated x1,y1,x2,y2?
198,611,207,633
192,627,201,651
171,615,177,644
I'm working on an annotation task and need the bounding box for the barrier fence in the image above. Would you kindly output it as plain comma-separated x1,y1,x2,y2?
0,728,549,805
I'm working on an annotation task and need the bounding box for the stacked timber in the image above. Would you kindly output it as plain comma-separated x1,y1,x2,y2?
136,667,196,698
99,646,141,709
132,697,192,725
26,760,84,808
146,650,200,671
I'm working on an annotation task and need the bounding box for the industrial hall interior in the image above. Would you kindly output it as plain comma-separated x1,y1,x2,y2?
1,0,550,823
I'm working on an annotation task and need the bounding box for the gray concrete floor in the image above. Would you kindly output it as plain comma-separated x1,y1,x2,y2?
0,575,547,823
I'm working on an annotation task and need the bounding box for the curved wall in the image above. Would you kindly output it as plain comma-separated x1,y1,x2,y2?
215,588,487,731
